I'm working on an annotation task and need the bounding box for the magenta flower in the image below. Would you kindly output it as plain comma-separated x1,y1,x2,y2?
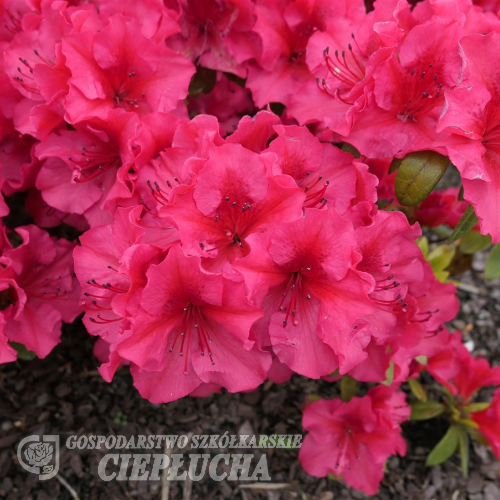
299,386,409,495
0,224,80,360
62,14,195,122
121,245,271,403
161,142,305,272
234,208,375,378
437,32,500,241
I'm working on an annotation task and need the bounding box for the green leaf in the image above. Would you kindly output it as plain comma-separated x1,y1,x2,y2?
459,231,491,254
389,157,403,174
467,427,489,446
466,402,491,413
426,425,460,466
395,151,450,206
340,375,357,402
415,355,428,365
410,400,446,420
416,236,429,258
485,244,500,281
428,244,456,272
448,205,479,244
457,426,469,478
381,361,395,386
8,341,37,361
340,142,360,158
306,394,323,403
408,378,427,401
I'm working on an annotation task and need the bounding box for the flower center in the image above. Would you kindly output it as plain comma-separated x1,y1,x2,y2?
317,35,367,104
70,144,122,183
397,64,443,123
169,303,215,375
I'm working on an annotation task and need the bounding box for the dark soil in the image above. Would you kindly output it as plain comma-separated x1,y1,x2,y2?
0,253,499,500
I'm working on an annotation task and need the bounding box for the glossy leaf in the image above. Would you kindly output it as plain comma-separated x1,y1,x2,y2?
457,426,469,478
426,425,460,466
382,361,395,386
389,157,403,174
340,375,357,402
466,402,491,413
485,244,500,281
459,231,491,254
410,400,446,420
448,205,479,244
395,151,450,206
408,378,427,401
9,341,36,361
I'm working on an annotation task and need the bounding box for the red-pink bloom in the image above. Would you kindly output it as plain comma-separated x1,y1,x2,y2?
3,4,71,102
472,0,500,11
24,188,89,231
0,131,41,195
246,0,343,108
416,188,478,229
426,338,500,401
161,142,305,273
120,245,270,403
35,108,140,226
437,32,500,242
472,388,500,460
345,18,463,158
265,124,376,216
62,14,195,122
234,208,375,378
289,0,406,136
299,386,409,495
225,110,280,153
0,224,80,359
94,0,181,42
167,0,260,78
74,206,165,346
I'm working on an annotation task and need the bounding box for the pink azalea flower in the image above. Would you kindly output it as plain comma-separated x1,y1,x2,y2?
0,224,81,359
425,337,500,401
346,18,463,158
62,14,195,122
0,131,41,195
119,245,271,403
24,188,89,231
74,206,165,346
265,123,374,215
472,388,500,460
437,32,500,241
94,0,181,42
289,0,406,136
161,142,306,273
35,108,140,226
299,386,409,495
246,0,343,108
167,0,261,78
234,208,375,378
416,188,479,229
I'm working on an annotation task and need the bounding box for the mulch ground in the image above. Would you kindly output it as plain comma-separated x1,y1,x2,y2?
0,252,499,500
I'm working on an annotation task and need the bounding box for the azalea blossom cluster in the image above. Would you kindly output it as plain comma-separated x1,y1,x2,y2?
0,0,499,496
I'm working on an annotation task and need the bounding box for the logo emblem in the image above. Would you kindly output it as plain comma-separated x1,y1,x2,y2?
17,435,59,480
